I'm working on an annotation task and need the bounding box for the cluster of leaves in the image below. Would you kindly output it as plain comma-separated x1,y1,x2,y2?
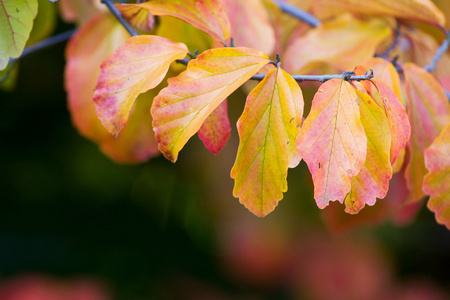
1,0,449,228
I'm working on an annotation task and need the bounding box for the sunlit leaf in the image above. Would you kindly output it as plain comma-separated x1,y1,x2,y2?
0,0,38,70
65,14,158,163
423,123,450,230
115,0,230,43
94,35,188,137
284,15,391,74
309,0,445,28
151,47,269,162
345,91,392,214
198,100,231,154
403,63,450,202
231,68,303,217
219,0,275,54
296,79,367,209
372,79,410,166
115,3,155,31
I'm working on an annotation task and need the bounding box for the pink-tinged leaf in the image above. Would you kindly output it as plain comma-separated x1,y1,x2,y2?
364,57,403,104
58,0,106,25
198,100,231,154
231,68,304,217
403,63,450,202
219,0,275,54
0,0,38,70
151,47,269,162
115,3,155,31
284,15,391,74
296,79,367,209
115,0,230,43
65,14,159,163
423,123,450,230
345,91,392,214
372,79,411,166
93,35,188,137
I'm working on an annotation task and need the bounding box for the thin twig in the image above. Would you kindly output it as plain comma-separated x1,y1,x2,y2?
377,22,401,59
0,29,77,83
272,0,321,27
424,31,450,72
252,72,374,82
101,0,139,36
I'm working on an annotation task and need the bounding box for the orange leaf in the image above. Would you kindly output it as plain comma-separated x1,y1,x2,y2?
197,99,231,154
231,68,304,217
219,0,275,54
296,79,367,209
345,91,392,214
423,123,450,230
284,15,390,74
115,3,155,31
151,47,269,162
65,14,158,163
403,63,450,202
115,0,230,43
93,35,188,137
310,0,445,28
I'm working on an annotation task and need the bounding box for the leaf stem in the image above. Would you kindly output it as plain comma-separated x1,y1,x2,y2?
424,31,450,72
101,0,139,36
272,0,321,27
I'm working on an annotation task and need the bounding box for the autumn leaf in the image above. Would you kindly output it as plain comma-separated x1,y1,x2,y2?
363,57,403,103
151,47,269,162
423,123,450,230
65,14,158,163
115,0,230,43
345,91,392,214
93,35,188,137
231,68,303,217
403,63,450,202
115,2,155,31
284,15,391,74
58,0,106,25
372,79,410,166
198,100,231,155
296,79,367,209
219,0,275,54
0,0,38,70
308,0,445,28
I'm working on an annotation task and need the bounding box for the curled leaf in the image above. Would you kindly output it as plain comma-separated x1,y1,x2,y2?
151,47,269,162
296,79,367,209
115,3,155,31
115,0,230,43
231,68,304,217
94,35,188,137
423,124,450,230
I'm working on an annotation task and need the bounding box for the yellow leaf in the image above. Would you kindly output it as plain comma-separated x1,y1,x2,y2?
231,68,304,217
345,91,392,214
151,47,269,162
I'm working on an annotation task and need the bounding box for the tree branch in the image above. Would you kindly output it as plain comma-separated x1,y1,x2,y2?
272,0,321,27
101,0,139,36
424,31,450,72
252,72,374,82
0,29,77,83
377,22,401,59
